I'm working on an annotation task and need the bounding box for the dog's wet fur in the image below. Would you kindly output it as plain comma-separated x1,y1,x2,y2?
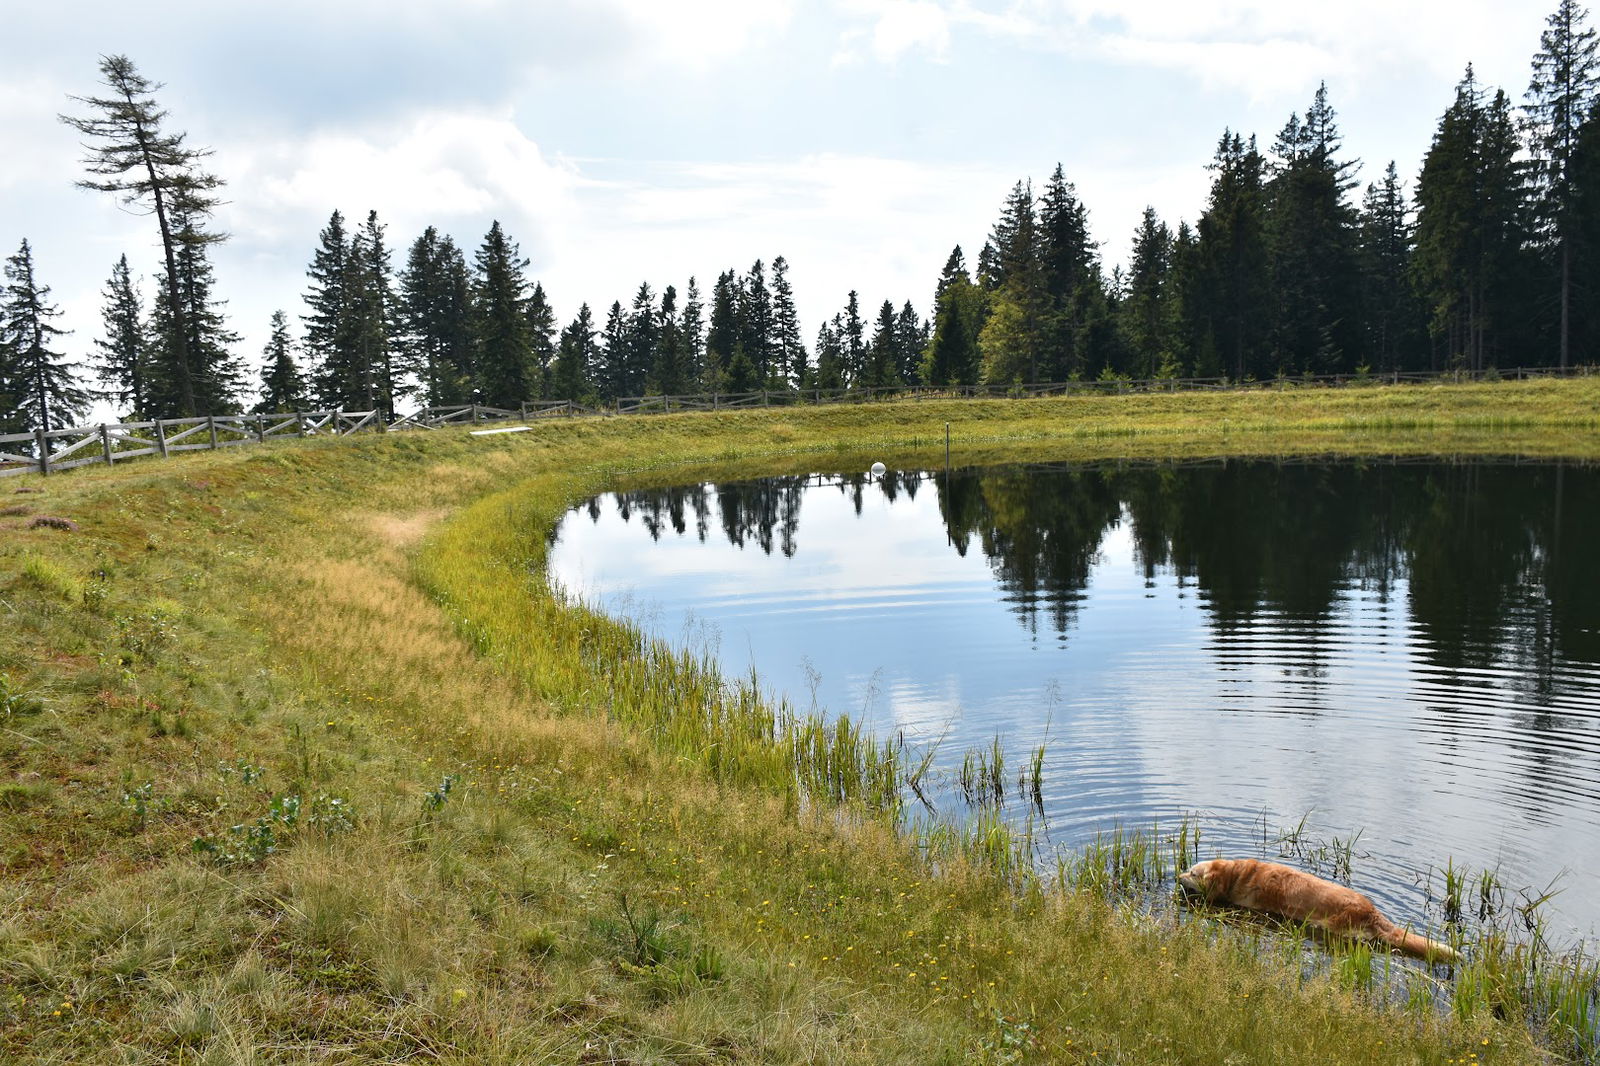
1179,858,1459,964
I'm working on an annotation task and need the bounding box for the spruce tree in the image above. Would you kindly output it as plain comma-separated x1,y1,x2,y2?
621,283,658,398
1039,165,1101,379
771,257,806,386
652,285,684,395
1,240,88,433
1415,68,1534,369
894,301,926,385
398,227,473,406
840,291,866,386
739,261,775,383
526,282,557,401
703,272,740,390
1194,130,1271,379
62,55,224,417
257,310,307,412
150,199,241,413
303,211,356,406
1525,0,1600,366
1120,207,1176,378
813,317,844,389
1263,84,1362,375
681,277,706,387
866,300,900,386
92,254,148,417
347,210,400,412
552,304,598,402
1570,103,1600,360
925,247,983,386
598,301,626,400
983,180,1049,381
470,221,533,406
1358,163,1426,371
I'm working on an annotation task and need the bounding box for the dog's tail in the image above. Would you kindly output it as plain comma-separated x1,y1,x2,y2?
1376,921,1460,964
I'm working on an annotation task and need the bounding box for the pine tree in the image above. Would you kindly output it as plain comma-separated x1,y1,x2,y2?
1570,103,1600,360
346,210,400,412
983,179,1049,381
526,282,557,400
398,227,473,406
813,316,844,389
303,211,356,406
652,285,684,395
866,300,900,386
894,301,926,385
771,257,806,386
1414,68,1534,369
621,282,658,398
470,221,533,406
598,301,626,400
1194,130,1272,379
681,277,706,387
1120,207,1176,378
703,272,740,390
1263,84,1362,374
740,260,775,383
1,240,88,434
150,198,241,413
1039,164,1102,379
62,55,224,417
256,310,307,412
551,304,598,402
1525,0,1600,366
925,247,984,386
1358,163,1426,370
92,254,148,417
840,291,866,386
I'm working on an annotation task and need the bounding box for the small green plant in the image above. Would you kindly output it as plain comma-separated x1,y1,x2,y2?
422,773,461,812
308,793,357,835
0,674,43,718
192,792,305,865
120,778,160,830
978,1011,1039,1065
219,758,267,786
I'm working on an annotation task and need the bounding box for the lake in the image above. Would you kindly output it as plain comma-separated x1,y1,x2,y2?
547,458,1600,939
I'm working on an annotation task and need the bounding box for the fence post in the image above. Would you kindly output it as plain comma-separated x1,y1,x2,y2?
101,424,114,466
712,393,719,410
36,428,50,476
377,408,387,433
296,412,306,438
206,416,218,450
520,401,528,422
472,404,482,424
256,414,267,443
329,409,341,437
155,420,168,458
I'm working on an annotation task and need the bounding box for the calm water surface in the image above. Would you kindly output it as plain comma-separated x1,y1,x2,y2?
547,459,1600,937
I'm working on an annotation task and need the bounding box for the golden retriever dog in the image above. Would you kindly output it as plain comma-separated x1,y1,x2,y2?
1178,858,1459,964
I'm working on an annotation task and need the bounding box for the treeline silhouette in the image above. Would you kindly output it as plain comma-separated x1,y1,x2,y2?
3,4,1597,434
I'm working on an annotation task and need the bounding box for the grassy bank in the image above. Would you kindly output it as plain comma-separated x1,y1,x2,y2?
2,381,1596,1063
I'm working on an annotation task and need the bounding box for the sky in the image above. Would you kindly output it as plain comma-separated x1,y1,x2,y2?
0,0,1564,411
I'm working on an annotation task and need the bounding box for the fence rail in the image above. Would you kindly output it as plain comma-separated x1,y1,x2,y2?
2,364,1594,478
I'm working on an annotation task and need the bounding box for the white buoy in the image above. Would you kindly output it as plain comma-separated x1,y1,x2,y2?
870,461,886,478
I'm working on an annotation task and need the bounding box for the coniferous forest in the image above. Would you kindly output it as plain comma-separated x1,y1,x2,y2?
3,2,1599,433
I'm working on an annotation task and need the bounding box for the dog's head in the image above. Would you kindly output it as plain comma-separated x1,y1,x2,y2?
1178,859,1230,901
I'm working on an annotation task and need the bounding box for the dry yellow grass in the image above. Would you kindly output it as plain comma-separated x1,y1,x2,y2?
3,383,1594,1062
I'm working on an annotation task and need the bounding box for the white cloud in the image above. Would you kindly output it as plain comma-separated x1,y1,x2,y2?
611,0,797,66
836,0,1551,101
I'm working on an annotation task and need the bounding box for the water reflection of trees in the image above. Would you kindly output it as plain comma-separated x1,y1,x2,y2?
588,461,1600,690
932,461,1600,694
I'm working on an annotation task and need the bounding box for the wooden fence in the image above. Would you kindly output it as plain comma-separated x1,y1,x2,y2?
2,364,1593,478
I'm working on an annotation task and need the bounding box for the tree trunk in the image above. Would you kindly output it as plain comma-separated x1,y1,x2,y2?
124,94,196,417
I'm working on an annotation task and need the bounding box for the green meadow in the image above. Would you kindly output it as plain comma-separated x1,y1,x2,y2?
4,380,1598,1064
